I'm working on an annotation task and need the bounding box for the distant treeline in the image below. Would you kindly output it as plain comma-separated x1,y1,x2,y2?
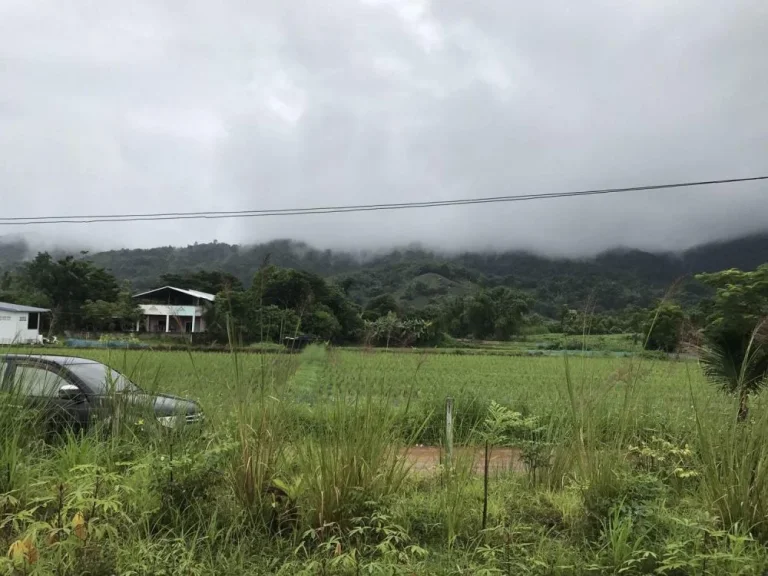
2,233,768,348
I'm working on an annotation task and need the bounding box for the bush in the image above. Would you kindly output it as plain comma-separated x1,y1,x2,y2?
642,303,684,353
150,438,233,528
580,452,663,536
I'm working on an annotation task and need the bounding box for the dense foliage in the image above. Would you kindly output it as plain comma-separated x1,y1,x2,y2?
0,253,138,332
3,233,766,316
695,265,768,419
2,233,768,348
642,302,685,353
207,265,364,343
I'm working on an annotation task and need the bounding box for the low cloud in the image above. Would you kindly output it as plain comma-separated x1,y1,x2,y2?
1,0,767,257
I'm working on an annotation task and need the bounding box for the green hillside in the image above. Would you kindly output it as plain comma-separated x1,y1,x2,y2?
2,233,768,317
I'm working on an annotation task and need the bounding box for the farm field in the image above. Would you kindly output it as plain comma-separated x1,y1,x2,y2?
1,346,768,574
337,332,645,357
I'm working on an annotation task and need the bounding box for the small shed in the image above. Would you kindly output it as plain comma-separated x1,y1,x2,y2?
0,302,50,344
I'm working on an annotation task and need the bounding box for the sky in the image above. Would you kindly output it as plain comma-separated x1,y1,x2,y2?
1,0,767,257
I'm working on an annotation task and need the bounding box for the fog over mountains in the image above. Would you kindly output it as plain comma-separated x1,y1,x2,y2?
2,230,768,318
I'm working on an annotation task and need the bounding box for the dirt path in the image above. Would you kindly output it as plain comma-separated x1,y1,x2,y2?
404,446,525,475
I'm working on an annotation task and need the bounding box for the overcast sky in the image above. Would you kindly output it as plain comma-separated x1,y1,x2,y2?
1,0,767,256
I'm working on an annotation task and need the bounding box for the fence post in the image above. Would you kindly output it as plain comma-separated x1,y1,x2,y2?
482,440,489,529
445,397,454,470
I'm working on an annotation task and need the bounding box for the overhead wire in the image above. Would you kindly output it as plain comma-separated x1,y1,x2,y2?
0,175,766,226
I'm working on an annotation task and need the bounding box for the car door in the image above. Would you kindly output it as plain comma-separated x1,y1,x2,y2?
8,361,91,433
0,357,16,409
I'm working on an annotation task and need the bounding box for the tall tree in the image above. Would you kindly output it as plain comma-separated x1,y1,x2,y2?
207,265,361,344
363,294,400,321
642,302,685,352
82,287,142,332
16,253,121,331
465,287,531,340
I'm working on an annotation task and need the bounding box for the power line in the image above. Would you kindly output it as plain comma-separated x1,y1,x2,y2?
1,175,766,226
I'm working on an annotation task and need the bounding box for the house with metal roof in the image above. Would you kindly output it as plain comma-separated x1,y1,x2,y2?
132,286,215,334
0,302,50,344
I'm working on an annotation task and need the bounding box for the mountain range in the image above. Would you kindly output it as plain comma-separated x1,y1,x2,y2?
2,232,768,317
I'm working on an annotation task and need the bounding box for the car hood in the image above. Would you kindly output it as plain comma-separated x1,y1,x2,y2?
150,393,201,417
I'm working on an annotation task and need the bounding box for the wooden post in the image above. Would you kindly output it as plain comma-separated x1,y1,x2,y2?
445,397,454,470
482,440,489,530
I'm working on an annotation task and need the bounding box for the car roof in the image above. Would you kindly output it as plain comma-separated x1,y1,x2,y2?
0,354,100,366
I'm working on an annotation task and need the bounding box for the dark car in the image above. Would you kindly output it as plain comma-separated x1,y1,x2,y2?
0,354,202,432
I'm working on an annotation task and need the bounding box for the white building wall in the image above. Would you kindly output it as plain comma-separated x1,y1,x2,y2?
138,304,207,333
0,313,41,344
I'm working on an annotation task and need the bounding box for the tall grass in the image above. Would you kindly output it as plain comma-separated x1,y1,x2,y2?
2,340,768,572
692,373,768,541
293,345,418,530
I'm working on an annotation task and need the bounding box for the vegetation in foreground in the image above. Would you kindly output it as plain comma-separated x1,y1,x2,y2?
2,346,768,574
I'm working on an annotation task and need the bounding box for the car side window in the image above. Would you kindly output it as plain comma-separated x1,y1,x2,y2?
12,365,69,397
0,361,7,389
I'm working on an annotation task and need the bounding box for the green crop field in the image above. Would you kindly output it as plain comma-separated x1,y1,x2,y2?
1,346,767,574
16,347,712,442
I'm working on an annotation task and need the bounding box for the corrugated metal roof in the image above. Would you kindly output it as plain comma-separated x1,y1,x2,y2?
132,286,216,302
0,302,50,313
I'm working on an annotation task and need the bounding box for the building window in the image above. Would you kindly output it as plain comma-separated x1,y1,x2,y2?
185,321,192,333
27,313,39,330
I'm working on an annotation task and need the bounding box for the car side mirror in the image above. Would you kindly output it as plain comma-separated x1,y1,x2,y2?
58,384,84,403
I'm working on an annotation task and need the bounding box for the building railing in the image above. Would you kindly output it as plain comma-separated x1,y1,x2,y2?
137,304,203,317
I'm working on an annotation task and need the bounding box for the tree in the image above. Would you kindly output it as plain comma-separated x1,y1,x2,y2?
324,286,364,342
438,297,469,338
491,287,531,340
81,299,117,331
16,253,121,331
253,266,329,311
207,290,301,344
642,302,685,352
363,294,400,321
0,271,12,291
205,265,361,345
82,288,142,332
696,266,768,421
465,288,530,340
303,305,342,341
465,291,495,339
112,288,143,330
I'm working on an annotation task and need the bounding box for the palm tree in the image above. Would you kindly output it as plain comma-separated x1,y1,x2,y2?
698,319,768,422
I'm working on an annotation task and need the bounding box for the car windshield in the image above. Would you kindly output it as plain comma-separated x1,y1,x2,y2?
66,363,139,394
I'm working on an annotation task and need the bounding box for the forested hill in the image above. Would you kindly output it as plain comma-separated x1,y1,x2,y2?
3,233,768,316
